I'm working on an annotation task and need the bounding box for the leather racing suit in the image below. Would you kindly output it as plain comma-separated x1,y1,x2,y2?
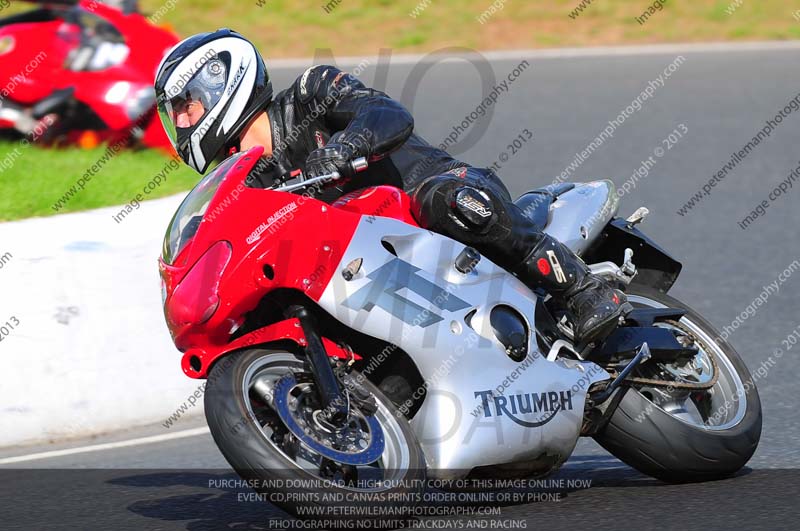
255,65,627,346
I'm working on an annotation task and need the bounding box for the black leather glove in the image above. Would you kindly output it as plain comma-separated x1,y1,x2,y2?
304,142,357,180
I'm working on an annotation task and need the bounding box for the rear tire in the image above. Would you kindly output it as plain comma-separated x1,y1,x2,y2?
593,286,762,482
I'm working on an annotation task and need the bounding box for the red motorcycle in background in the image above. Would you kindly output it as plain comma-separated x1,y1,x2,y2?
0,0,178,150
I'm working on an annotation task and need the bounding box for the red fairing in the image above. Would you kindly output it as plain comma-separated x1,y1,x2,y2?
159,147,417,378
332,186,420,227
0,20,67,104
160,147,355,376
0,0,179,150
180,319,361,378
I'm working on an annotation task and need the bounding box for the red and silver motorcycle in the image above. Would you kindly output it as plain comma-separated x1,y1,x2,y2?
159,146,761,518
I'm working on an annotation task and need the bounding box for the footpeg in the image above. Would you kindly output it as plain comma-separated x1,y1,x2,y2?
626,207,649,227
620,248,636,279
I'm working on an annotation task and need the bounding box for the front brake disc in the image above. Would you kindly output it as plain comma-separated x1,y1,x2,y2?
272,373,385,465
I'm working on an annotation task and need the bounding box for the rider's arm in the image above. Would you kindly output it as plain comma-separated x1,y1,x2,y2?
294,65,414,159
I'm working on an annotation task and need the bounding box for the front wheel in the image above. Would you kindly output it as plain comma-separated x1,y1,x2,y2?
204,348,427,520
593,286,762,482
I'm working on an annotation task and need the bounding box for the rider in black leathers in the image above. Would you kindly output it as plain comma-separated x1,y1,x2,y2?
154,29,628,347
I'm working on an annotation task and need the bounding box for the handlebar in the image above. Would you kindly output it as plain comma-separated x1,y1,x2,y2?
276,157,369,193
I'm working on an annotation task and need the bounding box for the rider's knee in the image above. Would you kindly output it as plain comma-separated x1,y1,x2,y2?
410,172,502,235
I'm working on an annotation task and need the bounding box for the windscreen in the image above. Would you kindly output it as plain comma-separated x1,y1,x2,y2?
162,154,242,265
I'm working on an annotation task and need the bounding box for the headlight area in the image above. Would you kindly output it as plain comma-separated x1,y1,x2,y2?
166,241,232,331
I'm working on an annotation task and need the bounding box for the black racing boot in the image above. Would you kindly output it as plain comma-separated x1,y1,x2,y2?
514,233,629,347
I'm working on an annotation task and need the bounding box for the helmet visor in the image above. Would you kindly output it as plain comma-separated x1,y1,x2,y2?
157,56,228,145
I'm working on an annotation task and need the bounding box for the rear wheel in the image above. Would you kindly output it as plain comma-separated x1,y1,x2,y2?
593,286,762,482
204,348,426,521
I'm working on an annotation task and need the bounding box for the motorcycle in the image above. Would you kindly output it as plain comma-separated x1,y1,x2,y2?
0,0,178,150
159,146,761,519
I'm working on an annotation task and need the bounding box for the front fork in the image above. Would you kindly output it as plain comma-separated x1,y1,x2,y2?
286,305,349,423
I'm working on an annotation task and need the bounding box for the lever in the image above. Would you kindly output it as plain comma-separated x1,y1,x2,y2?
592,342,652,404
278,157,369,193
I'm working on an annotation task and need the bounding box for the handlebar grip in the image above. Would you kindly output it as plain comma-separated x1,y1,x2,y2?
277,157,370,192
325,158,368,181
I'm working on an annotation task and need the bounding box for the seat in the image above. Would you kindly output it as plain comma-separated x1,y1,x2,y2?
513,183,576,231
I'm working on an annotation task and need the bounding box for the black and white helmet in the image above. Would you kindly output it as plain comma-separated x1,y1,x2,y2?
154,29,272,173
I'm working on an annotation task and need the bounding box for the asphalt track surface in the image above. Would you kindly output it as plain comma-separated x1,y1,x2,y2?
3,44,800,529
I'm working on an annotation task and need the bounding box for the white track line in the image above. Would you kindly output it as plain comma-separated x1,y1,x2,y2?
0,427,210,465
268,40,800,68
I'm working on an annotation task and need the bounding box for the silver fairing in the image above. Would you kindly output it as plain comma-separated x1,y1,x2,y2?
317,216,610,477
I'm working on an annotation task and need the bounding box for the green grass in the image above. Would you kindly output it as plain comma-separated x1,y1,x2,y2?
2,0,798,57
0,142,198,221
134,0,800,58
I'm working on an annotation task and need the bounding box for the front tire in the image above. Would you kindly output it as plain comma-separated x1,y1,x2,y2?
204,348,426,520
593,286,762,482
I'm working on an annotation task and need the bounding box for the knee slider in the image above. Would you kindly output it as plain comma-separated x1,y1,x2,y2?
410,175,498,234
452,185,495,232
